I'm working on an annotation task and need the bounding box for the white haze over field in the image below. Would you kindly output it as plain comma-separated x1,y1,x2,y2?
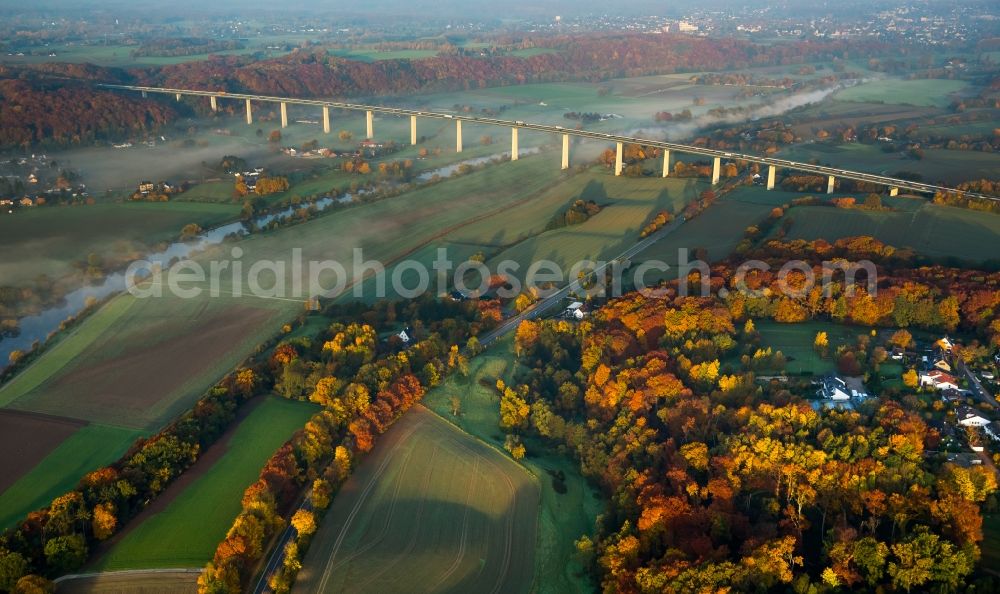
628,79,873,142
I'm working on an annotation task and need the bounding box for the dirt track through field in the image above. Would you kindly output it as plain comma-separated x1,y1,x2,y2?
55,570,200,594
0,409,85,493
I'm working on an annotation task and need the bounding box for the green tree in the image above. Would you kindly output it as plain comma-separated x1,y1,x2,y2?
854,537,889,586
888,527,972,592
43,534,87,574
0,549,28,592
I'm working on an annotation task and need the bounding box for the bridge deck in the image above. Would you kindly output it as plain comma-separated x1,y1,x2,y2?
99,83,998,203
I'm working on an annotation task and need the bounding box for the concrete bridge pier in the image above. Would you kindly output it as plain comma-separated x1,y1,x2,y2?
889,187,899,197
210,95,217,112
322,106,330,134
827,175,836,194
712,157,721,184
662,149,671,178
142,90,147,98
561,134,570,170
175,93,181,101
456,120,463,153
280,102,288,128
767,165,777,190
245,99,253,125
410,116,418,145
366,110,374,139
615,142,623,176
511,127,519,160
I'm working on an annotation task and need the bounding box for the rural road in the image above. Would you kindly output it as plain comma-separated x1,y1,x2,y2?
959,360,999,409
253,498,313,594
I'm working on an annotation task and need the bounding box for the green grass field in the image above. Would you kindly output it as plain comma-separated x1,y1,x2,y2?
1,41,294,68
635,186,795,279
412,75,770,130
780,202,1000,262
352,167,703,302
779,141,1000,185
423,336,601,594
915,119,1000,140
0,423,142,530
754,320,868,375
0,202,239,286
833,79,968,108
3,296,285,429
328,48,440,61
480,172,703,274
92,397,317,570
295,404,539,594
0,297,136,407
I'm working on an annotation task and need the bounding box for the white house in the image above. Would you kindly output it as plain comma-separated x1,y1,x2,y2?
955,406,990,428
920,370,959,391
564,301,586,320
817,375,868,401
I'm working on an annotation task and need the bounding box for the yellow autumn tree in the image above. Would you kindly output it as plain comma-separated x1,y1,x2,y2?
92,503,117,540
500,386,530,429
680,442,709,471
814,331,829,357
291,510,316,537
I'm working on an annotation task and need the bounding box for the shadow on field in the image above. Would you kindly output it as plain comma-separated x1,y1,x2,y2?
311,492,536,594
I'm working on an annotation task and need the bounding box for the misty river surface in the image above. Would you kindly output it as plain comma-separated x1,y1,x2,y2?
0,152,521,369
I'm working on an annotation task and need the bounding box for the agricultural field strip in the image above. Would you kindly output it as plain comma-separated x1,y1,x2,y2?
780,203,1000,262
313,417,428,592
102,84,1000,202
0,296,137,407
420,337,599,594
91,397,318,570
303,405,535,594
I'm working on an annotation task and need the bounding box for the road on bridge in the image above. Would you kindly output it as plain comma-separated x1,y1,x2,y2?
100,83,1000,204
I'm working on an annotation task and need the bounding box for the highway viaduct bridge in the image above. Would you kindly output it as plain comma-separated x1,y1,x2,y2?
102,84,999,203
